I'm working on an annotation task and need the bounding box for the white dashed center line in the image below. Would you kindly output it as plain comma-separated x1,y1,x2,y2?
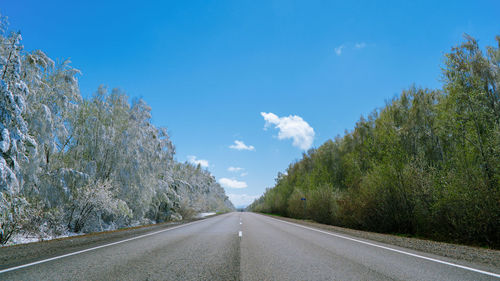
238,231,242,237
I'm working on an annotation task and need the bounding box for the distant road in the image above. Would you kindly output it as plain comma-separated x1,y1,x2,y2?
1,212,499,280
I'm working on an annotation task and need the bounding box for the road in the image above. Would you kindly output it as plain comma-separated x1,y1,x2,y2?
1,212,499,280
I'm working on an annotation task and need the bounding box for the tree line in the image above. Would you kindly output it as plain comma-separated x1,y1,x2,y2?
0,14,233,245
249,35,499,248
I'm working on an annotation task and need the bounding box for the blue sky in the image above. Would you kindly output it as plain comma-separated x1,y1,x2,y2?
3,0,499,207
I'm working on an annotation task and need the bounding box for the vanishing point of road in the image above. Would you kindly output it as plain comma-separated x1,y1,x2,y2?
1,212,499,280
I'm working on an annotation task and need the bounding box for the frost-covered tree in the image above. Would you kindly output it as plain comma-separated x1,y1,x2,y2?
0,12,233,244
0,192,31,244
0,16,36,194
22,53,81,187
171,162,234,214
65,88,177,221
66,180,130,232
0,15,38,244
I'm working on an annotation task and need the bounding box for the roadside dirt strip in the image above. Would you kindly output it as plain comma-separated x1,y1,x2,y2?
260,214,500,269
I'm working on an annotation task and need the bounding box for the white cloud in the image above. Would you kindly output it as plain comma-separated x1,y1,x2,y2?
227,193,260,207
334,44,344,56
261,112,315,150
229,140,255,151
187,155,209,168
219,178,248,189
240,172,248,177
228,166,243,172
355,42,366,49
335,42,367,55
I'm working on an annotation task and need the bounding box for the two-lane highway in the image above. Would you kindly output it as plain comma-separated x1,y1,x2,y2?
1,212,499,280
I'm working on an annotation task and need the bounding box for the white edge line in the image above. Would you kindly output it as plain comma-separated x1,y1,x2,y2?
0,218,208,274
238,231,243,237
260,214,500,278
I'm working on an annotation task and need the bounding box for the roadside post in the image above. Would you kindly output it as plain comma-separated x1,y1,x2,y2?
301,197,306,218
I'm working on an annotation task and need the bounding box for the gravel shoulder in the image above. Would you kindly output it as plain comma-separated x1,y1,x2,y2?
260,213,500,269
0,216,214,270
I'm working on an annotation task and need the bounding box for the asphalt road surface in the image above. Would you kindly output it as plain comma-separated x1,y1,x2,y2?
1,212,499,280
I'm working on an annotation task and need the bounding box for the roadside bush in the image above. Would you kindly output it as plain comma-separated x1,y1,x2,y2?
177,199,196,220
287,189,307,219
431,172,500,247
66,180,131,233
307,184,338,225
0,193,32,244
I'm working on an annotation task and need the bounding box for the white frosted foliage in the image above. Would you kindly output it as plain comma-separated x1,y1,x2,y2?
0,13,234,245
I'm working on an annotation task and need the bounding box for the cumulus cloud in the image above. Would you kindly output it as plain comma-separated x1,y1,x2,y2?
334,44,345,56
261,112,315,150
228,166,243,172
229,140,255,151
187,155,209,168
219,178,247,189
227,193,260,207
355,42,367,49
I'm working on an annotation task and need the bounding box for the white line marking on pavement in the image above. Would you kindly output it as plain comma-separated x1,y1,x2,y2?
240,222,242,225
0,218,212,275
239,231,243,237
262,214,500,278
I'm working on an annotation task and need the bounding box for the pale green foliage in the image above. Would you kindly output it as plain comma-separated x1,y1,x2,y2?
249,35,500,248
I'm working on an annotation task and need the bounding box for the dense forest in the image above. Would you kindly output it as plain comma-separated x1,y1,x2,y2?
249,35,499,248
0,15,233,245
